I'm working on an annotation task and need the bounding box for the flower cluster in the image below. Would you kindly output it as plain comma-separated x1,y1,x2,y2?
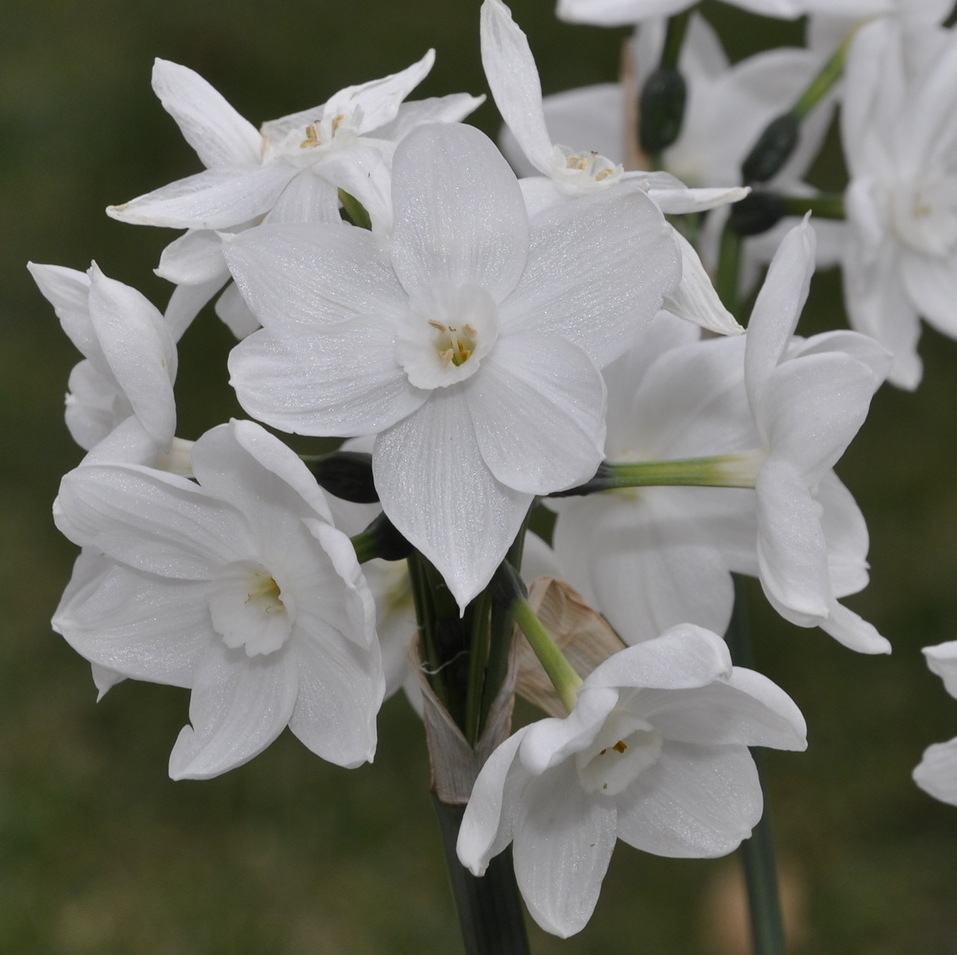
33,0,957,941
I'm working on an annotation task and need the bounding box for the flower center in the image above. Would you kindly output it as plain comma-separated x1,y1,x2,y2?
551,144,623,189
207,561,295,657
575,710,663,795
395,282,499,389
891,172,957,257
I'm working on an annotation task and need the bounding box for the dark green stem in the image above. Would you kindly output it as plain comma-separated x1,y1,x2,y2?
432,800,530,955
727,577,788,955
716,224,742,315
660,9,692,70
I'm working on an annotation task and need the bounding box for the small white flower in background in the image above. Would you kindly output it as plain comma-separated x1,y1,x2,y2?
742,219,890,653
914,641,957,806
53,419,383,779
457,623,806,937
841,19,957,389
480,0,744,337
556,0,894,26
107,55,484,338
225,121,680,610
27,261,185,468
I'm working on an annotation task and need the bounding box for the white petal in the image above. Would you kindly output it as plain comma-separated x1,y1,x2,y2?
88,265,177,447
168,641,299,779
457,728,530,874
108,163,294,230
288,622,381,768
504,186,680,366
151,58,261,168
760,353,878,484
755,456,830,618
664,231,744,335
223,221,405,332
816,599,890,654
557,0,690,25
325,50,436,135
615,742,761,857
164,277,226,342
900,247,957,340
191,420,335,526
27,262,95,356
53,553,208,686
745,220,816,411
587,624,732,691
55,463,251,579
156,229,229,285
213,282,260,339
816,472,870,598
639,670,807,750
925,641,957,699
264,167,341,225
481,0,556,175
914,738,957,806
373,395,534,610
375,93,487,143
467,332,606,494
513,764,617,938
228,323,426,437
314,141,395,233
553,489,737,644
389,123,529,301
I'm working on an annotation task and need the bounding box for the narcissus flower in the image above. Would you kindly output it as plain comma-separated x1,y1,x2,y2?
53,420,383,779
225,121,680,610
914,641,957,805
28,262,178,464
457,624,806,937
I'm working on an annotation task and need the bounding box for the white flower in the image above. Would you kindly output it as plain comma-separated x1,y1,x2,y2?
107,56,484,338
53,419,383,779
743,220,891,652
481,0,743,336
841,19,957,388
914,641,957,806
556,0,892,25
457,624,806,937
550,316,755,644
225,121,680,610
28,261,180,466
107,53,481,232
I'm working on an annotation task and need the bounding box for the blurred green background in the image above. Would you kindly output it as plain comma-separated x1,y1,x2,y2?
3,1,957,952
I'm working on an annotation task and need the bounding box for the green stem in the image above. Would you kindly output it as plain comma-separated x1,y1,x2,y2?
480,515,531,728
660,9,692,70
512,596,582,713
793,32,852,120
432,800,530,955
492,563,582,712
464,591,491,748
716,223,742,315
551,452,764,498
779,193,845,220
727,577,788,955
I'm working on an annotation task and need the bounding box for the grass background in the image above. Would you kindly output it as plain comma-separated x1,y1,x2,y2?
3,1,957,951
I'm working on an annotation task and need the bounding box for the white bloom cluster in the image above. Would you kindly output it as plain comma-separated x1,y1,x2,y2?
36,0,957,939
